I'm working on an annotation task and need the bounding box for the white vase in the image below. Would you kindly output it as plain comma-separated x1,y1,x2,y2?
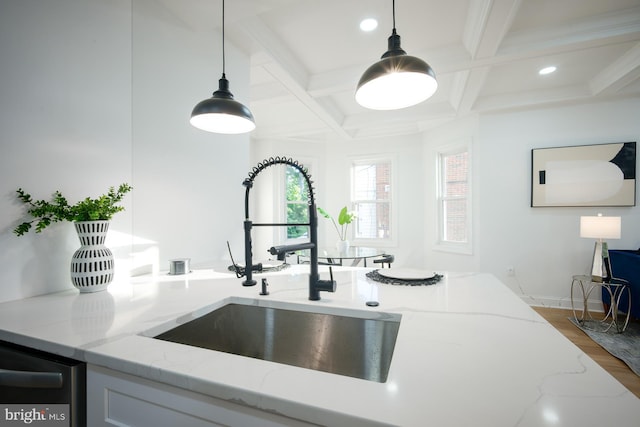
70,220,114,293
336,239,350,253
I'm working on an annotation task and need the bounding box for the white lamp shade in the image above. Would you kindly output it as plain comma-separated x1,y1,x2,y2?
579,215,621,239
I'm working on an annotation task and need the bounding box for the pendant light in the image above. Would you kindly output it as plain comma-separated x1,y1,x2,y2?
190,0,255,134
355,0,437,110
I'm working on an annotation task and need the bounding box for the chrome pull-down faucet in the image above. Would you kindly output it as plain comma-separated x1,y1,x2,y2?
240,157,336,301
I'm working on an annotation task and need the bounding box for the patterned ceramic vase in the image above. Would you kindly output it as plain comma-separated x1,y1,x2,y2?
70,220,114,293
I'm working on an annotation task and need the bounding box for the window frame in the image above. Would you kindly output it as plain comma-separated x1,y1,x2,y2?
277,158,316,244
350,154,397,247
435,143,472,255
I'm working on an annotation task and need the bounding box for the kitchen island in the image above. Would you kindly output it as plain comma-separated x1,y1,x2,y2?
1,266,639,426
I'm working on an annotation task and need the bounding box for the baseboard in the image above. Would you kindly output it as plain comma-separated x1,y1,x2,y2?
521,295,605,313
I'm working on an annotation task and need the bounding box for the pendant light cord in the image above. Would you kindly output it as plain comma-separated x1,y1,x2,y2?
392,0,396,31
222,0,226,77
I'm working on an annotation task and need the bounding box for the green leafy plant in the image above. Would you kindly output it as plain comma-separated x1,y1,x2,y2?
317,206,356,241
13,183,132,236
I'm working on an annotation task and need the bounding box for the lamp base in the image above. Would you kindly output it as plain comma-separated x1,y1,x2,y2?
590,241,612,283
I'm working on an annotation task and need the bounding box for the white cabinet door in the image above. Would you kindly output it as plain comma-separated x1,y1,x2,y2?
87,365,317,427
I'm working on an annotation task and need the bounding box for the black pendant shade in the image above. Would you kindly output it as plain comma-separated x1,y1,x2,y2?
190,75,255,134
355,2,437,110
190,0,255,134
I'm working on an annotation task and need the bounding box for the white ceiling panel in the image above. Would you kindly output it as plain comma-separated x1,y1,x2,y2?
164,0,640,141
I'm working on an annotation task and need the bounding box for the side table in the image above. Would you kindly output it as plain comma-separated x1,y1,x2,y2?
571,275,631,333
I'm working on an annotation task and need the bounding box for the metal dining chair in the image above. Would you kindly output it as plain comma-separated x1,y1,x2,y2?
373,254,394,268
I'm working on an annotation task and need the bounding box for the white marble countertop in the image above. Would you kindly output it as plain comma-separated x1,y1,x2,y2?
1,266,639,426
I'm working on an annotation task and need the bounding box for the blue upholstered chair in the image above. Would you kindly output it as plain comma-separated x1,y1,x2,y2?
606,250,640,320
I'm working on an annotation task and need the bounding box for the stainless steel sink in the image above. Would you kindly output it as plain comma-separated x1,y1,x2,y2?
151,300,401,383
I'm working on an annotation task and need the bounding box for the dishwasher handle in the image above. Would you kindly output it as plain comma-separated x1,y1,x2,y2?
0,368,63,389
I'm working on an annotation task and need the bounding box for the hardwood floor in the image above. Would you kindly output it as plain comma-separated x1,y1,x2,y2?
533,306,640,399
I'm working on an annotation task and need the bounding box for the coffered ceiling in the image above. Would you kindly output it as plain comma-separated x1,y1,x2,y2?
161,0,640,141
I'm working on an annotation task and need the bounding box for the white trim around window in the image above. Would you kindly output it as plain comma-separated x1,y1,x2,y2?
350,154,398,247
434,142,472,255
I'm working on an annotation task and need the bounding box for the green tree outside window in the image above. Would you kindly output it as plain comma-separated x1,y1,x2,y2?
286,166,309,239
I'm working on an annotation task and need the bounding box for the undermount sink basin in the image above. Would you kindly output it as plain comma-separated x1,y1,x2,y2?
150,299,401,383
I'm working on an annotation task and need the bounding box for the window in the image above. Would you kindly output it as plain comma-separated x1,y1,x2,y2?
351,157,393,243
437,147,471,252
285,165,309,240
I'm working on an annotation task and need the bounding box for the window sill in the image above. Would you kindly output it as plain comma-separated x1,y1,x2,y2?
432,242,472,255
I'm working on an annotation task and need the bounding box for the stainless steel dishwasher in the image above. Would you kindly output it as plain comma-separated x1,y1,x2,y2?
0,340,86,427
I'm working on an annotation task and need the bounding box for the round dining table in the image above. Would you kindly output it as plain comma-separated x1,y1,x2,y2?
296,246,387,267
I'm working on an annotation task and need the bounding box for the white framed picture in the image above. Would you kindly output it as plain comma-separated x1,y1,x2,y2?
531,142,636,207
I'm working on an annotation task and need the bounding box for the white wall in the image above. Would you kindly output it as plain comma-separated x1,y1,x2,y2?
0,0,250,303
324,135,427,267
265,99,639,308
425,99,640,307
0,0,132,302
475,99,640,307
253,134,426,268
131,0,250,272
2,2,637,308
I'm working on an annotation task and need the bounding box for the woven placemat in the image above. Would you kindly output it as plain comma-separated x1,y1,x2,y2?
366,270,443,286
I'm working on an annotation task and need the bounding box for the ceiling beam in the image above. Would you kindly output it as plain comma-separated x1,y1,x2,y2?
456,0,522,114
474,84,592,112
239,16,352,140
306,5,640,99
590,42,640,95
451,67,491,115
463,0,523,59
499,6,640,55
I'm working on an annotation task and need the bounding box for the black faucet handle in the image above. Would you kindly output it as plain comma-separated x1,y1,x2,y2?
316,279,336,293
309,276,336,301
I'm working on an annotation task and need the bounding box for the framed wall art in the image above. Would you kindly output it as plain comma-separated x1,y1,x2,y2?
531,141,636,207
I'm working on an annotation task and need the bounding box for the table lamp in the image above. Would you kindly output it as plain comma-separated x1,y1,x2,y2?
580,214,621,282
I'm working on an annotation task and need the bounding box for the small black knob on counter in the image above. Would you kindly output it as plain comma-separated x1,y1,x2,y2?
260,278,269,296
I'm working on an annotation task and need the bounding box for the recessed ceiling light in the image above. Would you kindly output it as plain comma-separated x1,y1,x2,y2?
539,66,557,75
360,18,378,32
